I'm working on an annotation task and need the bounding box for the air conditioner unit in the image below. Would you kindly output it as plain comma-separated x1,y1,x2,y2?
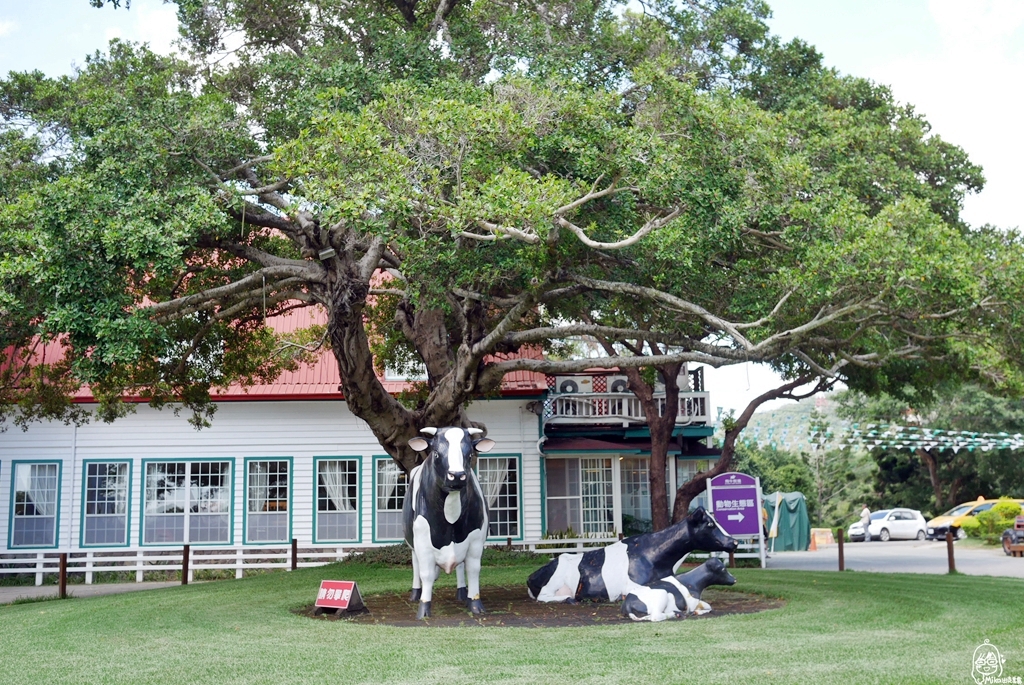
555,376,592,394
607,375,630,393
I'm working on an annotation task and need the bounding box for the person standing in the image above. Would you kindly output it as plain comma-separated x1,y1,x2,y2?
859,504,872,542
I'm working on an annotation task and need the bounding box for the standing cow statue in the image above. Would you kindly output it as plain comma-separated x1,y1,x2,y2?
404,426,494,619
527,507,737,603
620,557,737,622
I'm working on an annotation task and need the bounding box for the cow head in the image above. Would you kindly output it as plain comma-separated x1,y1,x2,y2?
409,426,495,491
701,558,737,587
687,507,739,553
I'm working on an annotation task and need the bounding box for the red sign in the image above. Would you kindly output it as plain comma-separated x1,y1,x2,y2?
1016,516,1024,531
315,580,364,611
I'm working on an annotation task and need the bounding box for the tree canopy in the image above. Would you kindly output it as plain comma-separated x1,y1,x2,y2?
2,0,1022,472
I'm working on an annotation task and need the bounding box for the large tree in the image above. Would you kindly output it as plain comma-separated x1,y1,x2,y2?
2,0,1021,481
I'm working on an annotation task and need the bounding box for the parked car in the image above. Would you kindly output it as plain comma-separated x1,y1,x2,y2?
927,498,1024,540
848,508,927,542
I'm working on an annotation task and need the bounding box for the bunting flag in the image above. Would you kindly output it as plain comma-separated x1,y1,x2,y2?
727,417,1024,453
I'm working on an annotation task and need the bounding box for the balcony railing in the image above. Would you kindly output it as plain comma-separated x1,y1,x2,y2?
543,391,710,426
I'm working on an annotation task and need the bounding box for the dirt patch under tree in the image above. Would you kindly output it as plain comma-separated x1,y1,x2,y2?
293,585,784,627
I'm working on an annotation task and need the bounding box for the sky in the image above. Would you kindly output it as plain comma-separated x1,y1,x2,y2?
2,0,1021,416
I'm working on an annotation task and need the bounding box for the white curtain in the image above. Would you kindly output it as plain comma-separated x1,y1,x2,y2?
112,464,128,514
321,461,354,511
378,461,400,509
250,463,269,512
26,464,57,516
479,458,509,509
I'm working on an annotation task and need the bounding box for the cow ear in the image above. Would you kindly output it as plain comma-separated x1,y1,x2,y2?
474,438,496,453
420,427,438,436
409,437,430,452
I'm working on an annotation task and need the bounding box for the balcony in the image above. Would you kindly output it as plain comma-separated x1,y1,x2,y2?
542,391,711,427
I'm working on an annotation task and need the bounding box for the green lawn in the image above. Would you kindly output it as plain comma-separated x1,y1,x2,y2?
1,557,1022,684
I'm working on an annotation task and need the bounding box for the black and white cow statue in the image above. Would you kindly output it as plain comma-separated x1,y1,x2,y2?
620,557,737,622
527,507,737,603
404,426,495,619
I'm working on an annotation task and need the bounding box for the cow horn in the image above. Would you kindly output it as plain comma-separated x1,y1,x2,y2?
420,427,438,435
466,427,484,436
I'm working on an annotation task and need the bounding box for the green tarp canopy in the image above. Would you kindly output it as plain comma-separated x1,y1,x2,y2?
765,491,810,552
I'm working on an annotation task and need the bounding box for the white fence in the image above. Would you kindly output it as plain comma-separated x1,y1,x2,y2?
1,532,759,587
0,545,352,586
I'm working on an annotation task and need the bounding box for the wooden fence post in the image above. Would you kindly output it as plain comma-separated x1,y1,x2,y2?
59,553,68,599
182,545,190,585
836,528,845,572
946,531,956,573
291,539,298,571
728,549,735,569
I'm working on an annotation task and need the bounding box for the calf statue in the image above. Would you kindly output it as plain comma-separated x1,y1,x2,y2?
620,557,737,622
404,426,495,619
527,507,737,603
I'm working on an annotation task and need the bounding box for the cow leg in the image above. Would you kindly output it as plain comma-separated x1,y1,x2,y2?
416,554,435,619
455,562,468,602
409,550,422,602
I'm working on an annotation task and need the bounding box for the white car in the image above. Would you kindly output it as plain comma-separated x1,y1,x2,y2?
847,508,928,542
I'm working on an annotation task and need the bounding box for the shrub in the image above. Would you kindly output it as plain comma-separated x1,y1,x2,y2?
966,498,1023,545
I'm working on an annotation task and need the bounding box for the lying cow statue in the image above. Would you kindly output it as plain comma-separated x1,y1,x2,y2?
527,507,737,603
620,557,737,622
404,426,494,619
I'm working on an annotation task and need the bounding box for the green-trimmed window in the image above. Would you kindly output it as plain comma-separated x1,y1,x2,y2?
375,459,407,541
246,460,289,543
478,456,519,538
316,459,359,542
545,457,614,536
84,462,129,545
144,461,231,544
11,462,60,547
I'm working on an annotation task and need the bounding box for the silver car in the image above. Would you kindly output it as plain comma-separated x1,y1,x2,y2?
848,508,928,542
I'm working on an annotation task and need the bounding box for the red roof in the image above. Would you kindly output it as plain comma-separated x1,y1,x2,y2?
10,306,545,402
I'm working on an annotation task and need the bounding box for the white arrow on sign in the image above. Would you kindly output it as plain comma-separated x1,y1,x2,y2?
727,512,745,522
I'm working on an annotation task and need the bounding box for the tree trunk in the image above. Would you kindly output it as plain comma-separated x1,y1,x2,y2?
915,447,946,510
671,375,816,522
326,268,465,473
620,363,681,532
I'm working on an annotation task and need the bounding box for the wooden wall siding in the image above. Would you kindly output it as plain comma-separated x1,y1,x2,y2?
0,399,542,551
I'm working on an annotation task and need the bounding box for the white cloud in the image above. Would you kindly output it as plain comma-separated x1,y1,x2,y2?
0,19,15,37
130,2,179,55
869,0,1024,229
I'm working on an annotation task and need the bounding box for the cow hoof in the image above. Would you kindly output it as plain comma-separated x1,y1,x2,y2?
456,587,468,602
468,599,485,615
409,588,421,602
563,598,577,605
417,601,432,620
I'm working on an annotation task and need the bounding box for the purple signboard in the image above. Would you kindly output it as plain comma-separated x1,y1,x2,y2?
708,472,761,537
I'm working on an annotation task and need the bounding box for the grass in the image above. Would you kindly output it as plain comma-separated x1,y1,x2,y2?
1,555,1023,685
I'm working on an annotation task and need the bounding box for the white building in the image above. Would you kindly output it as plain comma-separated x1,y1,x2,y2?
0,314,717,579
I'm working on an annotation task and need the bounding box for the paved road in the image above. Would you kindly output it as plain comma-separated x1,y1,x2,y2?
767,539,1024,578
0,581,183,605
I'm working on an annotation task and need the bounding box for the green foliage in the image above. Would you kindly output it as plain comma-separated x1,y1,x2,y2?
839,386,1024,515
3,0,1023,449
